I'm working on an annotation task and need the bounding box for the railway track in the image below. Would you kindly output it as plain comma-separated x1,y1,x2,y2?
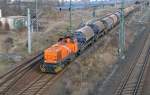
133,47,150,95
16,62,71,95
0,53,43,94
0,53,72,95
115,31,150,95
16,74,54,95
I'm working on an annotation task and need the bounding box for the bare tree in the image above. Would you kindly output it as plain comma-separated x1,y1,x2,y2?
0,0,8,16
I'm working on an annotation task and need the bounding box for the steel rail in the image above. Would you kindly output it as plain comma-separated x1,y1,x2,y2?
115,31,149,95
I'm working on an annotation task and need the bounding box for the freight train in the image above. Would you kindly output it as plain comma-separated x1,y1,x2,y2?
40,5,138,73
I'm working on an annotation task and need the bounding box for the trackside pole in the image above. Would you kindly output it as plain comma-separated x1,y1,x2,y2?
69,0,72,34
119,0,125,59
27,8,32,54
35,0,39,32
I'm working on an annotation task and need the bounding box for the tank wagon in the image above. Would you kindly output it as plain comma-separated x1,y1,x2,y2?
40,5,138,73
124,6,135,16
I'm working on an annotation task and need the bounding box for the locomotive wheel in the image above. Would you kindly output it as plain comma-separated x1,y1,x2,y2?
40,65,46,72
